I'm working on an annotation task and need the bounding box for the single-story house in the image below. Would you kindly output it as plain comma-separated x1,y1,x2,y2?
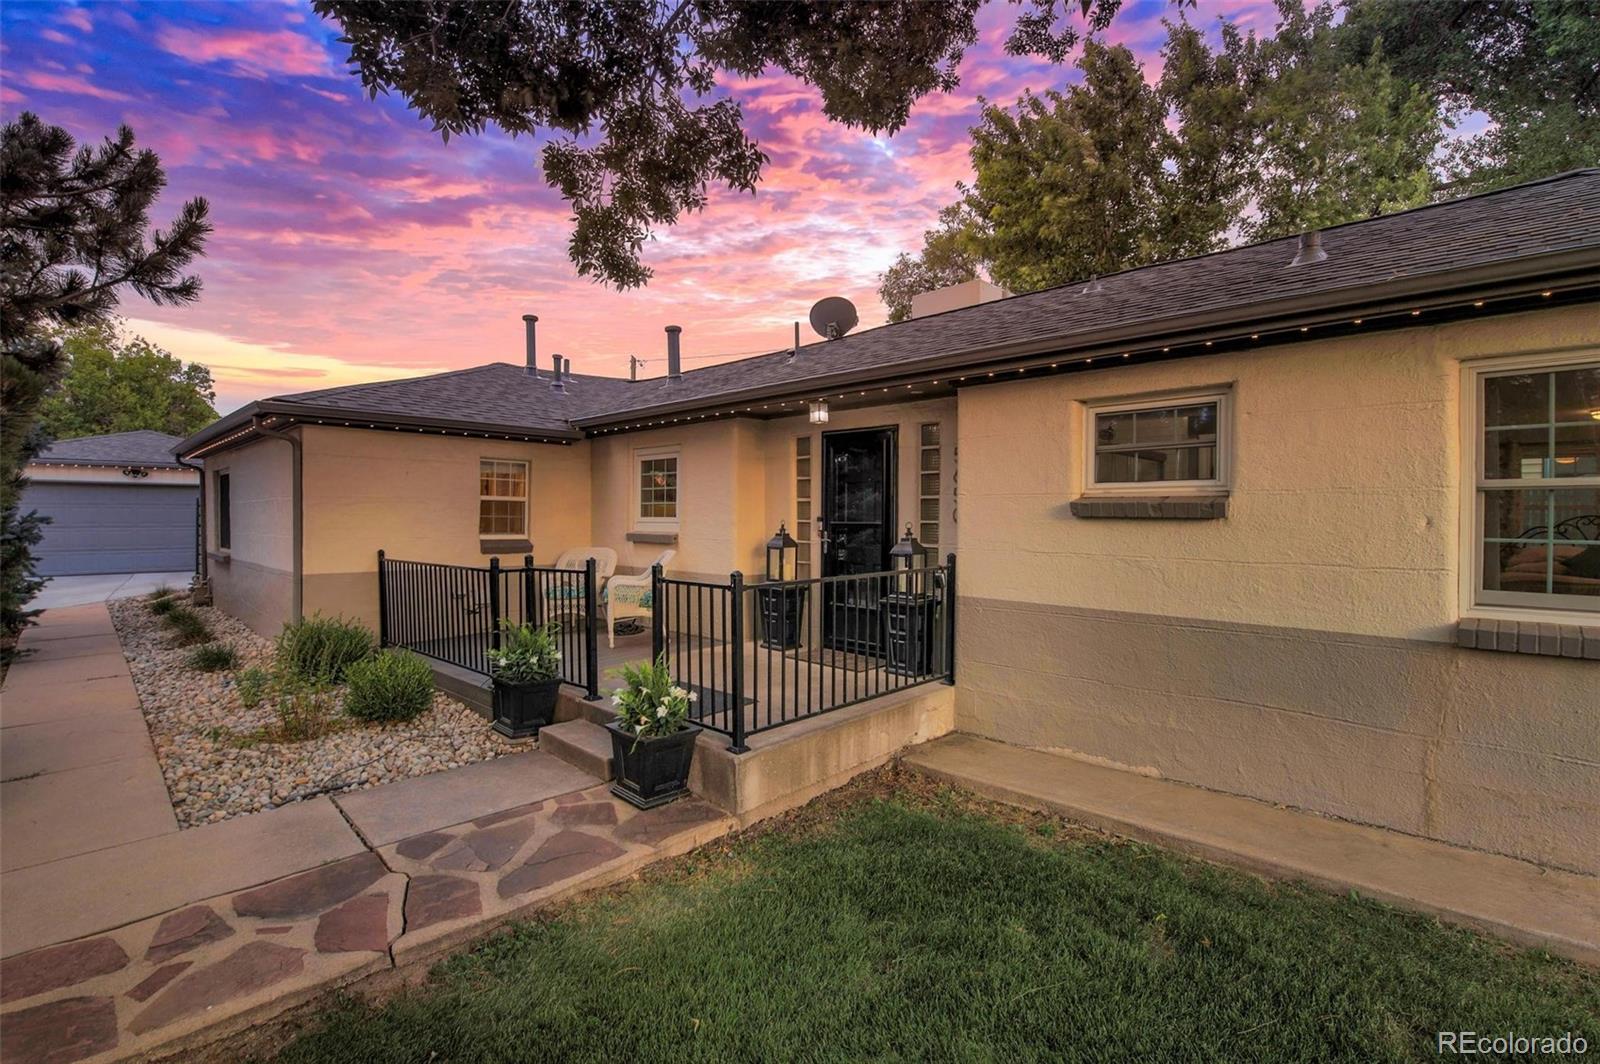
23,430,198,576
179,169,1600,875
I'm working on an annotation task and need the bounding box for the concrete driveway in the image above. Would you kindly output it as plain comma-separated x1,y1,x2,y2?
27,572,193,611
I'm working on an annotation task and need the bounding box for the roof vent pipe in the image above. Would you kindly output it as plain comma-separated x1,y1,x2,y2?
665,325,682,380
522,314,539,377
1290,231,1328,266
550,352,565,392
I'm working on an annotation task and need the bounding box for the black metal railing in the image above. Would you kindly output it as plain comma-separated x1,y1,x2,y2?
377,550,599,698
652,556,955,751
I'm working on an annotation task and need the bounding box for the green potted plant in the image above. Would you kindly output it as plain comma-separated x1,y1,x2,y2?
606,655,701,808
485,620,562,738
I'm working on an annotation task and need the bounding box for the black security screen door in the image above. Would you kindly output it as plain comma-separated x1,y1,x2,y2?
820,428,896,654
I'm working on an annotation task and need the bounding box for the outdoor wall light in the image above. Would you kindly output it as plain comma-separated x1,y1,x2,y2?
809,400,829,424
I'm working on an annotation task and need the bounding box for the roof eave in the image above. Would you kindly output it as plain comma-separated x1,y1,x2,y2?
574,247,1600,429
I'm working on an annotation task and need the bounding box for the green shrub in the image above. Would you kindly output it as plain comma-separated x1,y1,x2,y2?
276,614,375,683
162,606,212,646
148,595,178,617
485,620,561,684
236,666,269,709
187,643,238,672
267,671,337,742
344,650,434,723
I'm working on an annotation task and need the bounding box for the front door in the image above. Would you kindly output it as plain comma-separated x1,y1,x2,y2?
820,427,896,654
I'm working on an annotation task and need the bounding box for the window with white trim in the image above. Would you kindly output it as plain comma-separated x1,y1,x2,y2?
1087,392,1227,492
637,449,679,524
1472,360,1600,613
478,459,528,537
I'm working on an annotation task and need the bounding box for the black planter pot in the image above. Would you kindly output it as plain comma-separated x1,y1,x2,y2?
606,721,701,809
491,676,561,738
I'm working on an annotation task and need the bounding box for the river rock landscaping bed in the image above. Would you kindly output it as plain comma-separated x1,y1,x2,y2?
109,596,520,828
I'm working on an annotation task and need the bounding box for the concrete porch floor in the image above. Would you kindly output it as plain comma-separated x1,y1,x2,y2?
902,734,1600,966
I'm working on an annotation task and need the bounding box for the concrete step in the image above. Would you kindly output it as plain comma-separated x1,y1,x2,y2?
555,689,619,726
428,660,492,718
539,719,615,780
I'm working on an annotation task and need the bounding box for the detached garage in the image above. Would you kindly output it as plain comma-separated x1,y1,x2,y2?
24,431,199,577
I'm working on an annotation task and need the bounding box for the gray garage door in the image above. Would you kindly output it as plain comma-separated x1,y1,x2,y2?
25,482,197,576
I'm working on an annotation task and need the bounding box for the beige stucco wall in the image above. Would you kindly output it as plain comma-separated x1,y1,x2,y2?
954,304,1600,874
298,426,591,631
204,434,295,636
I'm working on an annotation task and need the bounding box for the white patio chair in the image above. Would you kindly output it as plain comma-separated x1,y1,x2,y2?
603,549,675,648
541,547,617,628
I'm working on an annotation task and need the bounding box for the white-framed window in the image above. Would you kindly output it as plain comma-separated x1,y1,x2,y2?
1084,391,1229,494
1465,354,1600,617
636,448,679,525
478,459,528,537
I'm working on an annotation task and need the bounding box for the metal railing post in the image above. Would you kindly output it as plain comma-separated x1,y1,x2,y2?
488,556,502,652
650,562,665,664
522,554,535,628
376,550,388,648
584,556,601,700
944,553,957,685
729,571,748,753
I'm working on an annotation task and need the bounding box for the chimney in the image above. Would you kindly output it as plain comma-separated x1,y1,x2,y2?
1290,231,1327,267
550,353,565,392
909,278,1011,320
629,356,640,381
522,314,539,377
665,325,682,380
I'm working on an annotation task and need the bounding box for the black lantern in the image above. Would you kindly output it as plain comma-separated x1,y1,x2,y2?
886,524,935,677
757,523,807,650
766,522,798,581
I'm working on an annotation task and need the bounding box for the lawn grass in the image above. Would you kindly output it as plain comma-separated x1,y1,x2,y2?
267,774,1598,1063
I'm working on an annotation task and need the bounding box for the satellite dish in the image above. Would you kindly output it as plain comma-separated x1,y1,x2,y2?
809,297,859,340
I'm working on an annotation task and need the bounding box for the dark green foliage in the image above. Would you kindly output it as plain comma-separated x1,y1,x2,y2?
484,620,560,685
187,643,238,672
885,1,1444,301
343,650,434,723
236,666,269,709
39,320,217,440
162,606,212,647
0,112,209,643
276,615,375,683
268,791,1599,1062
313,0,1181,289
1339,0,1600,192
148,594,179,617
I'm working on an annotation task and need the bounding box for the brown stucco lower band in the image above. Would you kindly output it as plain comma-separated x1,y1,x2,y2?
209,555,294,639
954,596,1600,875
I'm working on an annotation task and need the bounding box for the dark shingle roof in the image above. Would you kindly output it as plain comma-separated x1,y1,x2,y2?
183,169,1600,453
577,168,1600,423
35,430,186,468
272,363,640,433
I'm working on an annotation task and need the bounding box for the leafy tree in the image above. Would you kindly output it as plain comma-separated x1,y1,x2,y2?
880,207,982,323
1246,1,1441,240
1338,0,1600,192
38,321,218,440
314,0,1188,289
882,2,1444,304
0,113,209,643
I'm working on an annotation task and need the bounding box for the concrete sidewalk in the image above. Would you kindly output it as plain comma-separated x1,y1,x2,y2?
903,733,1600,965
2,604,178,874
0,605,737,1063
26,573,193,612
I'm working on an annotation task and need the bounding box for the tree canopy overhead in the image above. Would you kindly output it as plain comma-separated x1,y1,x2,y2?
314,0,1187,289
0,113,209,642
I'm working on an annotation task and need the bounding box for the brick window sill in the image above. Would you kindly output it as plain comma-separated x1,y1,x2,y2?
1457,618,1600,659
1069,495,1228,520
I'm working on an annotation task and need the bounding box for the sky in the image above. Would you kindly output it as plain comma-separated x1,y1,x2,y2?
2,0,1286,413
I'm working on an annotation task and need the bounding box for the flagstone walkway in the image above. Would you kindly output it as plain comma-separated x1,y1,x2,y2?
0,604,738,1064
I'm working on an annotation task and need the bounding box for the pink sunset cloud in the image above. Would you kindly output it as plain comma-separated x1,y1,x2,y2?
3,0,1292,413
